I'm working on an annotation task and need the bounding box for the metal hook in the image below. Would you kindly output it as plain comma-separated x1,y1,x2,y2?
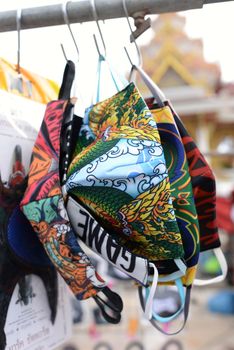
122,0,142,67
90,0,106,57
124,46,134,67
93,34,104,60
60,43,68,62
61,0,79,61
16,8,21,75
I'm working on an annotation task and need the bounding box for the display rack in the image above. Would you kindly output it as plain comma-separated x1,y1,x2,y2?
0,0,233,33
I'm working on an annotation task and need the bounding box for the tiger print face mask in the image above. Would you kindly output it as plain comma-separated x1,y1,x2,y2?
20,98,107,298
20,61,123,324
0,146,58,349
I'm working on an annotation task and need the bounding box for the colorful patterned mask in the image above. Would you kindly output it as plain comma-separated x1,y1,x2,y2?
145,98,227,286
170,104,227,285
67,83,184,262
20,61,123,324
66,83,187,321
137,103,200,332
166,106,219,251
0,146,58,350
150,105,200,287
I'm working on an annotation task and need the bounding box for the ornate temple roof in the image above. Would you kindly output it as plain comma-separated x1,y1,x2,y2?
139,13,221,96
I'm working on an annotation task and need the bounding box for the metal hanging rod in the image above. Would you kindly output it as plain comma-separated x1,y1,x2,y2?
0,0,233,33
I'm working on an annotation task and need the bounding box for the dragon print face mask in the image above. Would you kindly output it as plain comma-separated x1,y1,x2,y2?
65,82,187,322
67,83,184,264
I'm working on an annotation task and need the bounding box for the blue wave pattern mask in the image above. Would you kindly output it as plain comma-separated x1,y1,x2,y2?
67,83,184,263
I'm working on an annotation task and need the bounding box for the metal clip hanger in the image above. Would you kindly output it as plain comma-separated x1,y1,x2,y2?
130,11,151,42
122,0,151,42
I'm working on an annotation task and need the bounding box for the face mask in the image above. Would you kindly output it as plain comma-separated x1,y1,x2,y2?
149,105,200,283
20,61,123,324
145,98,227,286
67,83,184,262
169,104,227,286
138,103,200,333
66,81,187,322
0,147,58,350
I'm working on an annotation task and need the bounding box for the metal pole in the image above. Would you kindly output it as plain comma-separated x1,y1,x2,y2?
0,0,233,33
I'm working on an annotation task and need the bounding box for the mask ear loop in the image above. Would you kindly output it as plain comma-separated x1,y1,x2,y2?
161,339,184,350
126,58,166,108
144,262,158,320
194,247,228,286
144,278,185,323
157,259,187,283
93,286,123,324
139,284,192,335
93,39,128,104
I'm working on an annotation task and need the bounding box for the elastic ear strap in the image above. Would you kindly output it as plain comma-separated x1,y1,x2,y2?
161,339,183,350
58,60,76,100
94,55,123,104
107,60,128,88
102,286,123,313
158,259,186,282
130,64,165,108
93,286,123,324
94,342,113,350
94,296,121,324
144,262,158,320
106,61,121,93
138,285,191,335
150,286,191,335
194,247,228,286
125,341,145,350
147,278,185,323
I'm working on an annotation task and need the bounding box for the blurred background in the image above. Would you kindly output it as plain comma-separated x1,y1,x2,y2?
0,1,234,349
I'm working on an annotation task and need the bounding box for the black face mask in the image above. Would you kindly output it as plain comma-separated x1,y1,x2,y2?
0,147,58,350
